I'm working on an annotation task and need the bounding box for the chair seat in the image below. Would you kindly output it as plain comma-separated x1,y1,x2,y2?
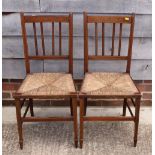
16,73,76,97
80,72,139,96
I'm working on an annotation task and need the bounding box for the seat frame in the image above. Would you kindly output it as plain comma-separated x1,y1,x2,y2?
13,13,78,149
79,12,141,148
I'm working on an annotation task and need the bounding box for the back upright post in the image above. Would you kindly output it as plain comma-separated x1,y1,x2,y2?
20,13,30,74
126,14,135,73
84,12,88,74
69,13,73,75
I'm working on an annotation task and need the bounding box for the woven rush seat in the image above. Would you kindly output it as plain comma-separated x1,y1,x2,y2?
16,73,75,96
81,72,139,96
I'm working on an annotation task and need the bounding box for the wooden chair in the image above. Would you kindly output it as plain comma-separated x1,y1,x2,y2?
13,13,78,149
79,12,141,148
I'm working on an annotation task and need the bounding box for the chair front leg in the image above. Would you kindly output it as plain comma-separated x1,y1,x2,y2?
15,98,23,149
72,98,78,148
29,98,34,116
122,98,127,116
134,97,141,147
80,98,84,148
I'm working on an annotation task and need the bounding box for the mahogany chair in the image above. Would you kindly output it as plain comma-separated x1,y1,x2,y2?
79,12,141,148
13,13,78,149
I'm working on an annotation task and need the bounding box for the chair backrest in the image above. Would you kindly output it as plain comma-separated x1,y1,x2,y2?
83,12,135,74
20,13,73,75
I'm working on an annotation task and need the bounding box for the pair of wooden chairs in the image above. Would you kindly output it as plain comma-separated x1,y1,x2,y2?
14,12,141,149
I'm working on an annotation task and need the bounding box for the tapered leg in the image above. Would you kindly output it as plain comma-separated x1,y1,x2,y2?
134,97,141,147
15,98,23,149
70,98,73,116
80,99,84,148
72,98,78,148
83,98,87,116
29,98,34,116
122,98,127,116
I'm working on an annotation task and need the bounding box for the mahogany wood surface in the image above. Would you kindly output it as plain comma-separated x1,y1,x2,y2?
80,12,141,148
15,13,78,149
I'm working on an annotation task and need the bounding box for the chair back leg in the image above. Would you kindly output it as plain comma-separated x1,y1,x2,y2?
29,98,34,116
83,98,87,116
122,98,127,116
70,98,73,116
